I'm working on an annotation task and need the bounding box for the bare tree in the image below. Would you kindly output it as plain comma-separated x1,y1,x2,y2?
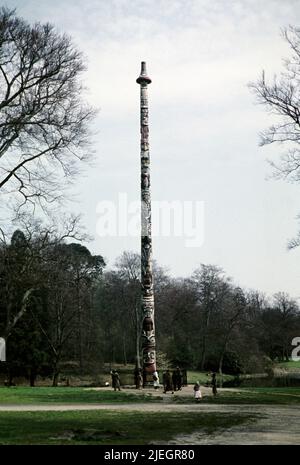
249,27,300,176
0,8,96,211
191,264,231,370
0,214,86,341
272,292,299,361
216,287,246,375
114,251,141,368
114,252,170,369
249,26,300,247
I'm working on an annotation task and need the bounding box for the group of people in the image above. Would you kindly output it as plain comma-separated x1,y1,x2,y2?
112,367,184,392
111,367,218,401
162,367,183,394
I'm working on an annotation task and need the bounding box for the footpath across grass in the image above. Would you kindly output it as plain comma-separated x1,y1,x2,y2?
0,410,255,445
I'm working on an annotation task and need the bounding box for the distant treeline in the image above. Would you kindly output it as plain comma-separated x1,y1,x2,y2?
0,229,300,386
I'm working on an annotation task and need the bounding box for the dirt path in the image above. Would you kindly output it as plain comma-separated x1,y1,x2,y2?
0,385,299,444
0,401,299,444
168,405,300,445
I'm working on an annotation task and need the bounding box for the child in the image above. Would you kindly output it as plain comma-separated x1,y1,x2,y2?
193,382,202,401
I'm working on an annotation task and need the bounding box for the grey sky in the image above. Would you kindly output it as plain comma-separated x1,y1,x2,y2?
9,0,300,298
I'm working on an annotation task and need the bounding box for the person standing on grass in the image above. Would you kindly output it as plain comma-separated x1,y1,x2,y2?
153,371,160,389
134,367,143,389
193,382,202,401
111,370,121,391
212,372,217,396
175,366,183,390
172,369,178,391
163,369,174,394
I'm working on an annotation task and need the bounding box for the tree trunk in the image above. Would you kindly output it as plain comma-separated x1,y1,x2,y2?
200,338,207,371
200,307,211,370
8,369,14,386
52,370,59,387
218,335,230,377
218,353,224,376
52,355,60,387
111,340,115,365
29,368,36,387
5,288,35,340
76,276,83,370
123,333,127,366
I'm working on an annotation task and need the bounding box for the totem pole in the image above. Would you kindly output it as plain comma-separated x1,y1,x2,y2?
136,62,157,381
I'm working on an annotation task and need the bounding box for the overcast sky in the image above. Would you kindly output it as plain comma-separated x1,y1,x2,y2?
10,0,300,298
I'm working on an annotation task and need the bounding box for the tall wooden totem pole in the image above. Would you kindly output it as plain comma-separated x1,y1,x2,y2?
136,62,157,379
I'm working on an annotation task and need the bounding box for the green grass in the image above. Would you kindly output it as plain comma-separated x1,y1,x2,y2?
277,360,300,370
180,387,300,405
187,371,234,384
0,387,158,404
1,386,300,406
0,410,255,445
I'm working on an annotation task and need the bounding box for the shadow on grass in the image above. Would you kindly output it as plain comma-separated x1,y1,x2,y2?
0,410,257,445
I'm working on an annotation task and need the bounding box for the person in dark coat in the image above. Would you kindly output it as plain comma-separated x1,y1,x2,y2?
134,368,143,389
172,369,177,391
172,367,183,391
163,369,174,394
211,372,217,396
111,370,121,391
178,367,183,390
162,371,167,392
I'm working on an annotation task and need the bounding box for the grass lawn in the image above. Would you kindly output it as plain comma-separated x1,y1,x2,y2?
0,410,255,445
191,387,300,404
187,371,234,384
1,386,300,405
0,387,158,404
277,360,300,370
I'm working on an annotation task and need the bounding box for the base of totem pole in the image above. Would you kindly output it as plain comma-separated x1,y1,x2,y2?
143,371,154,388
